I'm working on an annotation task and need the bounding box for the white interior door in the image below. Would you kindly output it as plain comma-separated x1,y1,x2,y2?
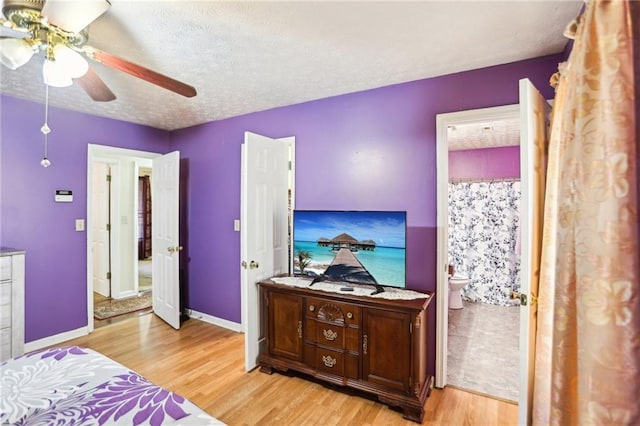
91,161,111,297
152,151,181,329
518,78,550,424
241,132,292,371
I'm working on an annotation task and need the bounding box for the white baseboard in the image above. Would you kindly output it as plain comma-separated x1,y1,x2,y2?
24,326,89,353
187,309,242,333
23,311,241,354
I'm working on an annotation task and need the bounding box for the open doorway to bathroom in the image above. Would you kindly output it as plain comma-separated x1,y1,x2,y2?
438,105,522,403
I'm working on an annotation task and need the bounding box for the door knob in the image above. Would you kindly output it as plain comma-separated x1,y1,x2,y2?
510,291,537,306
241,260,259,269
167,246,183,253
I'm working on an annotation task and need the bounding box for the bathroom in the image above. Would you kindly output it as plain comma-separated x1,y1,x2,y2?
446,120,521,402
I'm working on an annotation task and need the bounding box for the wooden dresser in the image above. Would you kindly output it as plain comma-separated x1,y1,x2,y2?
0,248,25,361
257,279,434,423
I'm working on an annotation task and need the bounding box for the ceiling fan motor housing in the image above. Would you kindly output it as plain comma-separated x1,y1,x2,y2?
2,0,45,24
2,0,89,48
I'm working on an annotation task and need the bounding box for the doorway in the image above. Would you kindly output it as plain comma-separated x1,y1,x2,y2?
435,104,521,397
445,115,522,401
436,79,550,425
137,166,153,294
86,145,160,332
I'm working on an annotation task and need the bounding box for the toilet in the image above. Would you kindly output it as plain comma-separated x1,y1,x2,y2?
449,275,470,309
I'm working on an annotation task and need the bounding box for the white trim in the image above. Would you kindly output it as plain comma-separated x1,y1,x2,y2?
435,104,520,389
109,160,122,299
133,158,153,295
240,143,246,334
24,327,88,353
113,290,137,299
187,309,242,333
133,160,141,293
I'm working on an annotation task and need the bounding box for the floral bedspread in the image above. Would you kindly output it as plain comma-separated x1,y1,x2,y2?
0,346,225,425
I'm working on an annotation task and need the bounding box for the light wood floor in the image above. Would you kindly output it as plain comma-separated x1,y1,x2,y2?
61,314,518,425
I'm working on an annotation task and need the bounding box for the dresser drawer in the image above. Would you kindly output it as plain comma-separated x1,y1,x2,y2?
306,319,344,349
0,282,10,306
0,257,11,282
313,348,360,380
0,328,10,361
315,347,344,377
0,305,10,330
306,297,360,326
306,319,361,352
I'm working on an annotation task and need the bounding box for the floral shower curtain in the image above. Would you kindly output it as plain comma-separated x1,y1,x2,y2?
532,1,639,424
448,180,521,306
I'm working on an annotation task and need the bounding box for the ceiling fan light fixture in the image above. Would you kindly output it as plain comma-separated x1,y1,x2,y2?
53,44,88,78
42,44,89,86
42,58,73,87
0,38,34,70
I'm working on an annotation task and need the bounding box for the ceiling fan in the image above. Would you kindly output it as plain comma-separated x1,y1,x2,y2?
0,0,197,102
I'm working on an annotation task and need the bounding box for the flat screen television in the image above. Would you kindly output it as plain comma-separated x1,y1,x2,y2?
292,210,407,294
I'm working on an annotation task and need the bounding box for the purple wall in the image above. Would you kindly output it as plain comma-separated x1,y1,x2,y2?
171,54,560,374
0,96,170,342
1,54,559,376
449,146,521,180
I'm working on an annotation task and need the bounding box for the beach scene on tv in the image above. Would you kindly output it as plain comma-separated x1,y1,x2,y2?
293,210,406,288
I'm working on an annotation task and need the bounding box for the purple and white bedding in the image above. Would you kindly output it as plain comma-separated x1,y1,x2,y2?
0,346,225,425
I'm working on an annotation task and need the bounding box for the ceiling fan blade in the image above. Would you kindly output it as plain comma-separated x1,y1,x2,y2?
84,47,197,98
74,66,116,102
41,0,110,33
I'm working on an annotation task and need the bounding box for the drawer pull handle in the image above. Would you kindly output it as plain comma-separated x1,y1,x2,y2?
323,329,338,341
347,312,353,319
297,321,302,339
309,305,315,312
322,355,337,368
363,334,368,355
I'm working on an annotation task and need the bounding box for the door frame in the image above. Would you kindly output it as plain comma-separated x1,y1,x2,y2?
86,144,161,332
434,103,521,388
134,158,153,293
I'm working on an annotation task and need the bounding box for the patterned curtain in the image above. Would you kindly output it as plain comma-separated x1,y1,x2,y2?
532,1,640,424
448,180,521,306
138,176,152,260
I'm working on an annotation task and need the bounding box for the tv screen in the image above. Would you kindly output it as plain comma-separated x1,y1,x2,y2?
292,210,407,291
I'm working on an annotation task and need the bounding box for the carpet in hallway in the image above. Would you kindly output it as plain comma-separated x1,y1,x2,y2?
94,292,152,320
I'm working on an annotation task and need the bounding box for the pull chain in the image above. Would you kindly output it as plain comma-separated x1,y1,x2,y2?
40,84,51,167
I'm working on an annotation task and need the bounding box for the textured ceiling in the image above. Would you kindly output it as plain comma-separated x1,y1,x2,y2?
0,1,582,131
448,117,521,151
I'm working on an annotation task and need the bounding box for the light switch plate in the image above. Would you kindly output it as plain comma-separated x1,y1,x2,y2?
234,219,240,232
75,219,85,232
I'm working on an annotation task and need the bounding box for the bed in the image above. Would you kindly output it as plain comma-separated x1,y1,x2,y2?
0,346,225,425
